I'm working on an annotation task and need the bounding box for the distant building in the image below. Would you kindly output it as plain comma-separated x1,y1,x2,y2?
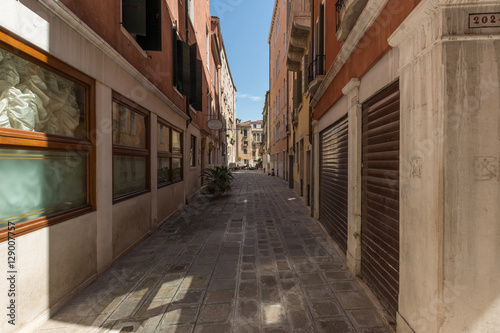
268,0,291,180
212,17,237,167
236,119,263,167
262,91,271,172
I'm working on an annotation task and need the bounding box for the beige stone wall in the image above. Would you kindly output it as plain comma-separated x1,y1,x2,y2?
0,213,97,332
389,1,500,332
158,182,185,223
0,1,192,331
112,194,152,259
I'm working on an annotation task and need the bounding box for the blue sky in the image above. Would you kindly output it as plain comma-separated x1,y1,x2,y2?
211,0,274,122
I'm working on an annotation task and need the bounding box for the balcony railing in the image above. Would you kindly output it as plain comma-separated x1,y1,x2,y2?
309,55,325,83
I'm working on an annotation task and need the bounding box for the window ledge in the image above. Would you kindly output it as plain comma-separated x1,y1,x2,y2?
113,189,150,204
0,205,94,242
189,105,199,114
158,179,183,189
120,25,148,58
174,86,184,98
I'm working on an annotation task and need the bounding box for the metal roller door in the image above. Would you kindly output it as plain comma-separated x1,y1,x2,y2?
361,81,400,318
319,115,348,254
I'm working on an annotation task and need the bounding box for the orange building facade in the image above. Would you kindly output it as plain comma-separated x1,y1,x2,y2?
268,0,291,180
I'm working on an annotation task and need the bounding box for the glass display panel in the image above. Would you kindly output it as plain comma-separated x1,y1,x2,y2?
172,157,182,180
0,48,87,138
157,122,170,152
0,149,87,228
172,130,181,153
112,102,146,148
113,155,147,197
157,157,171,184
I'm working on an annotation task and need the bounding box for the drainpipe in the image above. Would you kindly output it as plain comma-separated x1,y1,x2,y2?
185,2,192,127
286,71,290,183
307,0,317,217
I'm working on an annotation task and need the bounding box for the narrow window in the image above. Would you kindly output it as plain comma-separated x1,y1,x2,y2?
158,120,183,186
122,0,162,51
190,135,196,167
112,94,150,201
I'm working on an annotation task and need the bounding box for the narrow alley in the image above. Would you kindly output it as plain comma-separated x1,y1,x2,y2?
38,171,390,333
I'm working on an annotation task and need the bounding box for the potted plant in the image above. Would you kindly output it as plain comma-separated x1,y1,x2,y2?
201,166,235,197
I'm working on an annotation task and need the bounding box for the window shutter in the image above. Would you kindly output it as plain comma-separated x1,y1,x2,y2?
193,59,203,110
190,43,197,104
189,44,203,111
318,3,325,73
176,40,190,96
319,3,325,55
182,41,191,97
314,22,319,60
136,0,162,51
172,27,178,86
122,0,146,36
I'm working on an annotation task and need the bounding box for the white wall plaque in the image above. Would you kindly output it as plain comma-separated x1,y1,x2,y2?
469,13,500,28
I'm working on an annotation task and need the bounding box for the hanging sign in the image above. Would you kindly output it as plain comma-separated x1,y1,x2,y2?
207,119,224,131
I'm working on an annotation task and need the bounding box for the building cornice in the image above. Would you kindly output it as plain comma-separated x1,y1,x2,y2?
37,0,190,121
310,0,389,109
268,0,280,44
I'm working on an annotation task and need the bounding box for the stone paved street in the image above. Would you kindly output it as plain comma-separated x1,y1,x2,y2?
37,171,391,333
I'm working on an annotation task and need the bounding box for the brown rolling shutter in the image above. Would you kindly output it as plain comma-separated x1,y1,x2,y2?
361,80,400,319
320,115,348,254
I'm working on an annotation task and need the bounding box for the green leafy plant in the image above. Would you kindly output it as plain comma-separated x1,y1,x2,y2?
256,158,263,169
201,166,235,197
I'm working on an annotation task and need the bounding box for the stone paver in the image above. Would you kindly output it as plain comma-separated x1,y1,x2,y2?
37,171,391,332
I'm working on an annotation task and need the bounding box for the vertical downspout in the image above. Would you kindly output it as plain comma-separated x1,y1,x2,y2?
185,1,192,127
184,2,192,204
310,0,315,216
286,70,289,183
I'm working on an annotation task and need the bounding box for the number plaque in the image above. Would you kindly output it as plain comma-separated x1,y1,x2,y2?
469,13,500,28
